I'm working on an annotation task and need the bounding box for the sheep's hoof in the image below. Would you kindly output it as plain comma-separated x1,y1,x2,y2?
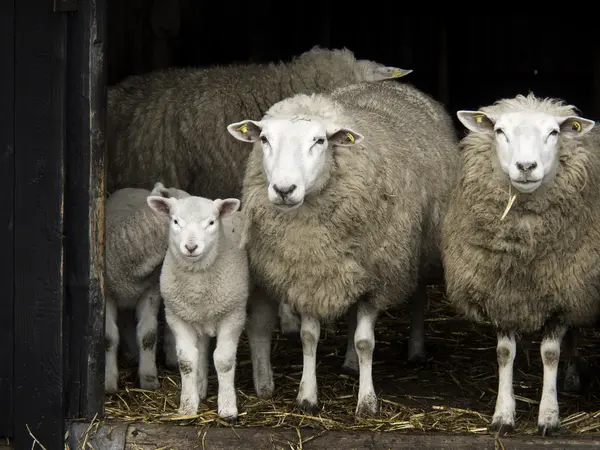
140,375,160,391
407,352,427,364
488,421,514,436
104,383,118,395
220,414,238,425
538,423,560,437
355,396,379,418
564,364,581,393
341,364,359,379
297,400,319,415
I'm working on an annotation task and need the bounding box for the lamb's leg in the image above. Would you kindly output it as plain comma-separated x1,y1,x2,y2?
105,296,120,394
408,283,427,363
490,331,517,435
136,286,161,390
163,322,178,369
563,327,581,393
279,301,300,335
214,309,246,422
197,333,210,401
246,291,276,398
342,303,359,377
297,315,320,413
538,325,567,436
166,311,200,416
119,309,139,366
354,300,379,417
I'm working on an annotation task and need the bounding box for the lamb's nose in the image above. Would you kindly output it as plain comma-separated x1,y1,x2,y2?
185,244,198,253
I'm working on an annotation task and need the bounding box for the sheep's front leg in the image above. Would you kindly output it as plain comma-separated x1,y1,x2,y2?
297,315,320,413
490,331,516,434
136,286,161,390
354,301,379,417
538,325,567,436
246,291,276,398
563,327,581,393
197,333,211,401
166,311,200,415
408,283,427,363
214,309,246,422
342,303,359,377
105,296,120,394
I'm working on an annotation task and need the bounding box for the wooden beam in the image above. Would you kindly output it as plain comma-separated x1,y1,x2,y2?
69,422,600,450
65,0,107,421
12,0,67,448
0,0,15,439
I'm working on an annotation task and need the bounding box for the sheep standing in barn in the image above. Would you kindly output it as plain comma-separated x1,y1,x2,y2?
227,80,460,416
442,93,600,435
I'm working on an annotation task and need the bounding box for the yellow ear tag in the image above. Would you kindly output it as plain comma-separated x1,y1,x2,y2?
500,184,518,221
237,123,248,134
572,120,582,132
474,114,485,124
392,69,404,78
346,133,355,144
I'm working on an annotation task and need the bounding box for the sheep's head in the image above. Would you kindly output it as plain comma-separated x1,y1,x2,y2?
354,59,413,82
457,109,595,194
227,117,363,212
146,194,240,264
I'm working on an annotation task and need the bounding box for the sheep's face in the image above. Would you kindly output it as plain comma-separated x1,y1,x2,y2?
457,110,595,194
228,117,363,212
146,195,240,262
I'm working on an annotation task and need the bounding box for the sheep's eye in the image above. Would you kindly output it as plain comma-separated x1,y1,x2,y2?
549,129,559,137
495,129,504,136
260,136,268,144
208,220,215,226
315,138,325,145
173,219,179,225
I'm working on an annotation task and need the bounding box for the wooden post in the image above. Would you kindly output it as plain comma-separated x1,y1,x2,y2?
12,0,68,448
0,0,15,440
65,0,107,421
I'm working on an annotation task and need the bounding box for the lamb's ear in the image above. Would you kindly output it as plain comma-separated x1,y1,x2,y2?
147,195,177,216
214,198,241,219
151,181,170,197
457,110,495,133
326,124,364,147
558,115,595,138
227,120,263,143
372,66,413,81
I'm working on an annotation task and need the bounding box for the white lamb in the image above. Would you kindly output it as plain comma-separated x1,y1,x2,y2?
105,181,190,394
146,193,249,421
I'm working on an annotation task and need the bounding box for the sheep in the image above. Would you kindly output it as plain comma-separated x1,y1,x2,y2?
146,193,250,421
443,93,600,436
107,46,413,198
226,80,460,416
105,181,190,394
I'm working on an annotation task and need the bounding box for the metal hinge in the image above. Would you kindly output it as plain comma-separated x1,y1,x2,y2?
54,0,78,12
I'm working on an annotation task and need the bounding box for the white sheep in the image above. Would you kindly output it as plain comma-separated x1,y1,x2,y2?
227,80,459,416
146,193,249,421
105,181,190,394
444,93,600,435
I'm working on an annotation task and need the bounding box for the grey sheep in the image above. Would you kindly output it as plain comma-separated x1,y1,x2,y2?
227,80,460,416
105,181,190,394
443,93,600,435
107,46,412,199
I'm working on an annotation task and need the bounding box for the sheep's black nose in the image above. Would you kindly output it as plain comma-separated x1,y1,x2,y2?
273,184,297,199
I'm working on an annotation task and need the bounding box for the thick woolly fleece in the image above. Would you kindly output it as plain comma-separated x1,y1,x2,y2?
241,81,460,321
107,47,408,199
442,95,600,333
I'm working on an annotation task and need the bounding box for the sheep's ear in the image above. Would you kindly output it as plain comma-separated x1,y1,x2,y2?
227,120,263,143
558,115,595,138
147,195,177,216
457,110,495,133
214,198,241,219
372,66,413,81
151,181,170,197
326,124,364,147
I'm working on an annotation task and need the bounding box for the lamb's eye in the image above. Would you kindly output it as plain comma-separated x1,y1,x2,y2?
260,136,268,144
315,138,325,145
208,220,215,226
495,129,504,136
173,219,179,225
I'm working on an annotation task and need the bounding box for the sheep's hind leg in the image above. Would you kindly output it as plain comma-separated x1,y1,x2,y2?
296,315,320,414
247,291,276,398
563,327,581,393
538,325,567,436
136,285,161,390
490,331,517,435
342,303,359,377
354,300,380,417
105,296,120,394
407,283,427,363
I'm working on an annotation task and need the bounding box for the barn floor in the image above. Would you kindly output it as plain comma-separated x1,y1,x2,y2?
104,286,600,437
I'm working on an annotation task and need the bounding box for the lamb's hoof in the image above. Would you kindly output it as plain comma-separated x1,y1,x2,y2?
297,400,319,415
255,382,274,399
104,383,118,395
178,402,199,416
564,365,581,393
407,351,427,365
341,364,359,378
488,421,514,436
538,423,560,437
219,411,238,425
355,394,379,418
140,375,160,391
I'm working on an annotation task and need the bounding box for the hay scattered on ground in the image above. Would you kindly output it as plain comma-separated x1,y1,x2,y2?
104,286,600,435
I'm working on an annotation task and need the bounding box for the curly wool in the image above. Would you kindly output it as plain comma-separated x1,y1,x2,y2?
442,94,600,333
107,47,400,198
242,81,459,321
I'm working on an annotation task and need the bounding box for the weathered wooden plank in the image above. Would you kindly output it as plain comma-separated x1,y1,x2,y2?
12,0,67,448
0,0,15,440
64,0,107,421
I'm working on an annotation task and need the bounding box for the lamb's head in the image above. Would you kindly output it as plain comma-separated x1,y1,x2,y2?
457,109,595,194
227,116,363,212
146,194,240,263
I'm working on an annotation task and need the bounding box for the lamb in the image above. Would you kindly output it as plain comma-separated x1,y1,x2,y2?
443,93,600,436
146,193,250,421
107,46,412,199
105,181,190,394
226,80,460,416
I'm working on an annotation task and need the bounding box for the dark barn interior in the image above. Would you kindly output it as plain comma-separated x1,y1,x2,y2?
98,5,600,443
